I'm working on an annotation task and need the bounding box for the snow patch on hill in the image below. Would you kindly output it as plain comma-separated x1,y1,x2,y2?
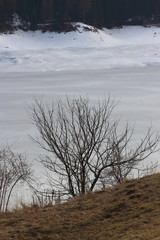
0,23,160,71
0,23,109,50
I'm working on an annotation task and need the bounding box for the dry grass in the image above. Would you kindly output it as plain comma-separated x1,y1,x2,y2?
0,173,160,240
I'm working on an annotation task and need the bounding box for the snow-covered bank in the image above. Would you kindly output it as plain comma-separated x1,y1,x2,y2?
1,24,160,71
1,24,160,50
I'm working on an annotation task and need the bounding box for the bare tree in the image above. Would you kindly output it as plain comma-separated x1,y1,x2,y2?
30,97,159,197
0,146,31,211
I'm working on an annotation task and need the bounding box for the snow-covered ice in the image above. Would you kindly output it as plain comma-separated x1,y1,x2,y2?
0,23,160,172
1,67,160,167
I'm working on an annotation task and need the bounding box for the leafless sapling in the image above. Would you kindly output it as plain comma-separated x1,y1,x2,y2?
0,146,31,211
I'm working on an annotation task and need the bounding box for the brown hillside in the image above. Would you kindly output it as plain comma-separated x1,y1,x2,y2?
0,173,160,240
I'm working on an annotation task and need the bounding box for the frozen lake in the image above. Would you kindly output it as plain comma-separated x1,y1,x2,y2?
0,66,160,172
1,25,160,205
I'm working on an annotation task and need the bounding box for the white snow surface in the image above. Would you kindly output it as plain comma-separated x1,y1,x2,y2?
1,23,160,71
0,23,160,175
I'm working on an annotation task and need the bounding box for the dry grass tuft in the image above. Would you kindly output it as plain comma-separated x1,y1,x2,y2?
0,173,160,240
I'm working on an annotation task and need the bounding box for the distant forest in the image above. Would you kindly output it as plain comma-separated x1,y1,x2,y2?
1,0,160,31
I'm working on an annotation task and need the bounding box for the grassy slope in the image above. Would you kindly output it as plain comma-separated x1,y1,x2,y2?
0,173,160,240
